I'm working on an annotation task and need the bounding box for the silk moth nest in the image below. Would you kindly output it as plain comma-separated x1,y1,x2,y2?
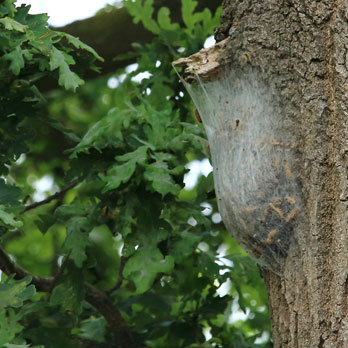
174,48,304,273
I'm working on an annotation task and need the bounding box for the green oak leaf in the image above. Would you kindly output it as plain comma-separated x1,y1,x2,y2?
49,121,81,143
0,1,17,18
20,327,76,348
3,46,24,75
157,7,180,31
0,205,23,228
76,317,106,343
118,195,137,237
55,203,88,218
143,106,177,149
0,309,23,346
0,17,27,31
102,161,136,192
181,0,198,31
124,0,160,34
0,276,35,308
34,213,56,234
70,107,133,156
14,5,49,38
116,145,148,163
144,165,181,196
123,247,174,294
170,231,201,263
0,180,21,206
63,216,91,267
49,46,84,91
16,302,48,321
199,252,221,279
50,264,85,315
102,146,148,192
60,33,104,61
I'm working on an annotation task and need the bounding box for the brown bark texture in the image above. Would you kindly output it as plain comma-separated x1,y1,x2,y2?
218,1,348,347
176,0,348,347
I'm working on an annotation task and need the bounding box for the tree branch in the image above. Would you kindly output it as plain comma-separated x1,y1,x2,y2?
22,180,78,213
85,283,135,348
106,256,129,295
0,245,136,347
0,245,53,292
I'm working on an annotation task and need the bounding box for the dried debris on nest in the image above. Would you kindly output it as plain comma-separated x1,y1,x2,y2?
173,38,229,84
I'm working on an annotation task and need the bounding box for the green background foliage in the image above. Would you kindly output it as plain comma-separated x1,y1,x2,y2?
0,0,272,347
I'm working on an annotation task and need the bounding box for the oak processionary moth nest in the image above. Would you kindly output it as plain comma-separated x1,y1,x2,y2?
174,43,304,273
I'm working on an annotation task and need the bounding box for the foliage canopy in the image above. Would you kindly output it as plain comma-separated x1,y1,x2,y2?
0,1,272,347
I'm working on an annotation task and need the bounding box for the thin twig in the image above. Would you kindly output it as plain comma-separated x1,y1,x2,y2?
22,179,79,213
106,256,129,295
22,195,30,205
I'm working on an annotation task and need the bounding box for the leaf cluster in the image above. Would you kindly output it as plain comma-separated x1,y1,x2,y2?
0,1,272,347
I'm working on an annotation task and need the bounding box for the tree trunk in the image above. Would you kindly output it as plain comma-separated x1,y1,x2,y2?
175,0,348,346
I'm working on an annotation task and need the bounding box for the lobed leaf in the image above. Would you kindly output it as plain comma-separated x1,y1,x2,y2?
0,276,35,309
63,216,91,267
0,17,27,31
49,46,84,91
59,32,104,61
124,247,174,294
0,180,21,206
50,264,85,315
0,205,23,228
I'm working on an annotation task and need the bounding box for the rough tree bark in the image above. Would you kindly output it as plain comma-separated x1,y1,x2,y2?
175,0,348,347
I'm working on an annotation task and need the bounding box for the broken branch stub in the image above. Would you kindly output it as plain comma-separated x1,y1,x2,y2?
173,38,229,83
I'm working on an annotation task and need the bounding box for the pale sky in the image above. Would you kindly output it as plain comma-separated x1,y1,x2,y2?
15,0,118,27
